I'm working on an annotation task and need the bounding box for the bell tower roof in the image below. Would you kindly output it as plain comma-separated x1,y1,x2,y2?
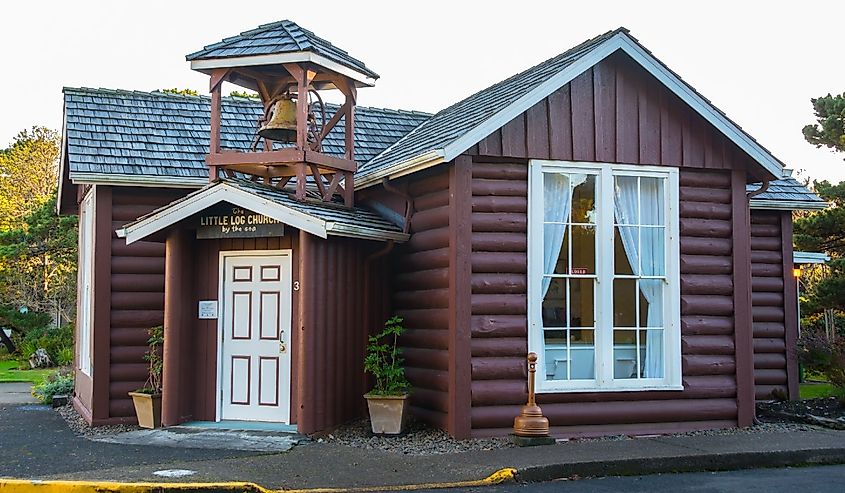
186,20,379,86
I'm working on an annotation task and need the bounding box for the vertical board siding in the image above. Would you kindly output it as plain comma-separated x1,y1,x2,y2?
298,233,379,433
392,169,452,429
750,210,791,400
476,51,758,175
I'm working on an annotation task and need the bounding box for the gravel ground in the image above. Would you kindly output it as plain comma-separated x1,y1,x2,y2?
316,418,514,455
56,404,140,437
758,397,845,421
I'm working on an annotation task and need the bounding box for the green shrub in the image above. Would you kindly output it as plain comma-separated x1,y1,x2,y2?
135,325,163,394
14,324,73,366
364,316,410,396
32,369,73,404
798,329,845,390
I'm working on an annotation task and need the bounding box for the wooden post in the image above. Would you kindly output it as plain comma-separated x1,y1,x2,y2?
91,186,112,423
732,169,755,426
162,228,192,426
781,212,800,400
208,69,228,182
447,156,472,439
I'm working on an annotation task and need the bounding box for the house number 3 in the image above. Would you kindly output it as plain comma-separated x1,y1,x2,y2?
293,280,300,291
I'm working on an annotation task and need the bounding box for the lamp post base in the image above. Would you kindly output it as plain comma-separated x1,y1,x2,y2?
510,434,556,447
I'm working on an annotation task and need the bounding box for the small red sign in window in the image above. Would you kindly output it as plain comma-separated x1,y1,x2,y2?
570,267,589,275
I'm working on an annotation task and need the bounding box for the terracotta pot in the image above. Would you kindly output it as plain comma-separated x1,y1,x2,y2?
364,393,409,435
128,391,162,429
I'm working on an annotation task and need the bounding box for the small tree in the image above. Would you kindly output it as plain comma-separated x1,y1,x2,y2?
364,316,410,396
138,325,163,394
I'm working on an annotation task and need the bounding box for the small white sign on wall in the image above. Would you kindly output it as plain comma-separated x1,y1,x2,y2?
198,300,218,319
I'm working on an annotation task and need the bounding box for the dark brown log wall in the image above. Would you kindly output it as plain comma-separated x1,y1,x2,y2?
452,49,769,437
467,162,743,437
391,168,453,431
750,210,798,400
106,187,191,421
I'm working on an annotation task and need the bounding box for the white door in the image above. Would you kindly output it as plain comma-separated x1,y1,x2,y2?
220,253,291,422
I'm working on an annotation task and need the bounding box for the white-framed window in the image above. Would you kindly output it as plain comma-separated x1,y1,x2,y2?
528,160,681,392
77,188,95,375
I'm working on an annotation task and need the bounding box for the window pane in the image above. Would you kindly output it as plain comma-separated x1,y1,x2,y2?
640,227,665,276
613,279,637,327
640,177,664,226
571,225,596,275
570,344,595,380
543,173,570,222
541,278,566,327
639,279,664,328
570,328,595,344
543,332,567,381
614,175,638,224
569,278,594,328
544,224,569,275
614,226,639,275
571,174,596,224
642,329,664,378
613,330,638,379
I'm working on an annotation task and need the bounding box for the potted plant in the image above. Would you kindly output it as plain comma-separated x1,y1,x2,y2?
128,325,163,429
364,316,411,435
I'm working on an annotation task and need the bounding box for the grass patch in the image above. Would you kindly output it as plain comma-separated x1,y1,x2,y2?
0,360,52,383
800,381,845,400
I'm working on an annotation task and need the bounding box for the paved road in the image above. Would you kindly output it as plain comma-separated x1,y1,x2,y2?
0,403,259,478
435,465,845,493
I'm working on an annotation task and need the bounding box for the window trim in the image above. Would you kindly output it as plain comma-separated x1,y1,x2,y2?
78,188,95,376
528,160,682,393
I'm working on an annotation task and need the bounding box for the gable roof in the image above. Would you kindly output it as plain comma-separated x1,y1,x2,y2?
186,20,379,84
356,28,787,187
747,176,827,211
116,178,408,245
61,87,430,187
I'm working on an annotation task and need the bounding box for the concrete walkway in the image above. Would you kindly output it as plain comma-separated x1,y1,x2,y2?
36,428,845,489
90,426,303,452
0,382,37,404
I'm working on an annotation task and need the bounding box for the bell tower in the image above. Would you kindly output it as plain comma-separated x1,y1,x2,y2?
187,20,379,207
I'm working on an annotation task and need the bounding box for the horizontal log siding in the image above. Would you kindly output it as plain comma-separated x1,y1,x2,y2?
749,210,790,400
108,188,191,418
393,169,452,429
467,162,740,436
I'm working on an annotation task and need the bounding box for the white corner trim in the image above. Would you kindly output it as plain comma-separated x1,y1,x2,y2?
117,184,328,244
70,172,208,188
190,52,377,87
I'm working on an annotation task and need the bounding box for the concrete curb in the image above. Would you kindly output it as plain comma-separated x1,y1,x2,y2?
0,468,517,493
515,448,845,482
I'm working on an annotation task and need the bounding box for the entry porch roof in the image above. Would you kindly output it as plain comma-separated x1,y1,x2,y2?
116,178,408,244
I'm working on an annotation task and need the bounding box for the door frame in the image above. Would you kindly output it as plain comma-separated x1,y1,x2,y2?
215,249,293,422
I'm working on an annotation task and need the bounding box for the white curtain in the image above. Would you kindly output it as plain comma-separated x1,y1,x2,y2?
614,177,664,378
542,174,570,296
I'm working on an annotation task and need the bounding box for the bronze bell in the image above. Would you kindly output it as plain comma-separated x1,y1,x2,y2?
259,96,298,143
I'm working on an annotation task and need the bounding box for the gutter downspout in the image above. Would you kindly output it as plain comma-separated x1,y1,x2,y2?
362,178,415,392
747,179,770,199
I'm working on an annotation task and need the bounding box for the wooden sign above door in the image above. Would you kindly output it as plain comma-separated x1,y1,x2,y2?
196,204,285,239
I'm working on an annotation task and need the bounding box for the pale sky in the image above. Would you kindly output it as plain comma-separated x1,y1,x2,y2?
2,1,843,183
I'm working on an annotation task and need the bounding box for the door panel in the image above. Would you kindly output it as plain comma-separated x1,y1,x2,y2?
220,254,291,422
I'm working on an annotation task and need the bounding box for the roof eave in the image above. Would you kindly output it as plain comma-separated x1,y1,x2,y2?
749,199,829,211
70,172,209,188
325,222,409,242
189,52,377,87
355,149,446,189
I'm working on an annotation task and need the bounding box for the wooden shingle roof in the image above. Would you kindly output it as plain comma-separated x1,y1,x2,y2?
62,87,430,185
185,19,379,80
